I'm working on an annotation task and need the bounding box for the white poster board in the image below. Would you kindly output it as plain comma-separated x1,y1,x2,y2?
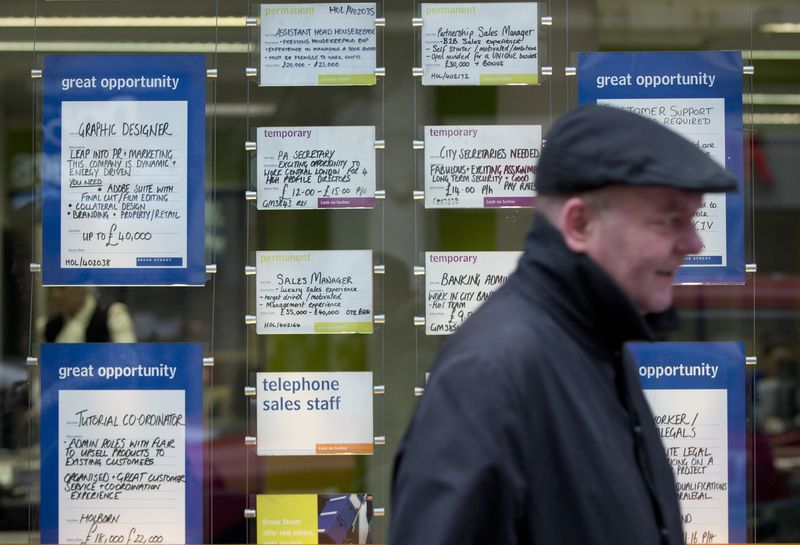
61,100,188,270
421,3,539,86
644,389,730,544
58,389,186,544
256,250,373,334
260,3,377,86
256,372,373,455
599,98,727,267
424,125,540,208
257,126,376,209
425,251,521,335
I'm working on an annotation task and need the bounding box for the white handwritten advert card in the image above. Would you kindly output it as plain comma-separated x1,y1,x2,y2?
424,125,540,208
425,251,521,335
260,3,377,86
61,100,188,270
257,126,376,210
421,3,539,86
256,250,373,334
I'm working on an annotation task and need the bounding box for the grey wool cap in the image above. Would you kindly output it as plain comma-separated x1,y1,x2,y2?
535,104,739,195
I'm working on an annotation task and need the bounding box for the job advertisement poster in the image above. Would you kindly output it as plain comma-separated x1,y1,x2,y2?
421,3,539,86
257,494,373,544
424,125,540,208
42,55,205,285
40,343,203,544
630,342,746,544
425,251,521,335
257,126,376,209
578,51,744,284
256,372,373,455
42,54,205,286
260,3,377,86
256,250,373,334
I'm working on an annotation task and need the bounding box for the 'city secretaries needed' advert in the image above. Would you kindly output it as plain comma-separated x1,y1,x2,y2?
424,125,540,208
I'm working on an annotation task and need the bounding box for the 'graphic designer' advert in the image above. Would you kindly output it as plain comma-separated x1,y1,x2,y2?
61,100,188,269
42,54,205,285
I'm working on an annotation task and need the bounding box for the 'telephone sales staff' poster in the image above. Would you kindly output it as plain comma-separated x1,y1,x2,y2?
578,51,744,284
256,371,374,455
40,343,204,544
42,54,206,285
630,342,746,544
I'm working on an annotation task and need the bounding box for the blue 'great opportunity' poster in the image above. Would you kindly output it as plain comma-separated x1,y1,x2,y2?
42,54,206,285
40,343,204,544
578,51,745,285
630,341,746,544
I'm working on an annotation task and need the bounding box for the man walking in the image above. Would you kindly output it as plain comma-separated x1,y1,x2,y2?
390,105,738,545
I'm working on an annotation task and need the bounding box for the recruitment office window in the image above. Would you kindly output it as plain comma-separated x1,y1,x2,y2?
0,0,799,543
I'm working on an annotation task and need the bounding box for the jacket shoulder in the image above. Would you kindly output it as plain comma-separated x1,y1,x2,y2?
434,283,557,382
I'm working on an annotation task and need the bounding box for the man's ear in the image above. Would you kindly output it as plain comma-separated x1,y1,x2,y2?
558,196,596,253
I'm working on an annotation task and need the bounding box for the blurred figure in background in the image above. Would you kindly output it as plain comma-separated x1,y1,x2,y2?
11,288,137,445
757,334,800,433
39,286,136,343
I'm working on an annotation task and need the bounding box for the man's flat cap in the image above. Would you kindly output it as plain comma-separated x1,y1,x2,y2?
536,104,738,194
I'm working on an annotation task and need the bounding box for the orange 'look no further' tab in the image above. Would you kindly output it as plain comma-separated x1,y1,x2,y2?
315,443,373,455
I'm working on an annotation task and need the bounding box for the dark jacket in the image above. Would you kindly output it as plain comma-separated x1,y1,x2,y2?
44,302,110,342
390,216,684,545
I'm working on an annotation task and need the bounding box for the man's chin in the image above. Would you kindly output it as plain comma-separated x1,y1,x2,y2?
637,288,675,315
643,297,674,315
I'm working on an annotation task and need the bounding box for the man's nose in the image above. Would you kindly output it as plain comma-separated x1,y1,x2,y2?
679,223,704,255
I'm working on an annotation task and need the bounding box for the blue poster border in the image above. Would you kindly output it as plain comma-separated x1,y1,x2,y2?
42,54,206,285
39,343,204,544
577,51,745,285
629,341,746,543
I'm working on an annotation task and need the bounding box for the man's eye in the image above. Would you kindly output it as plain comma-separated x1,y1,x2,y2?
652,214,685,229
653,215,676,227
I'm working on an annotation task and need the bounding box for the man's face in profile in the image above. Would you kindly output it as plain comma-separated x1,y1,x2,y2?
583,186,704,315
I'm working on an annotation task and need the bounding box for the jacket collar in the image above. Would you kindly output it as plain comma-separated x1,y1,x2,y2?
509,215,677,354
